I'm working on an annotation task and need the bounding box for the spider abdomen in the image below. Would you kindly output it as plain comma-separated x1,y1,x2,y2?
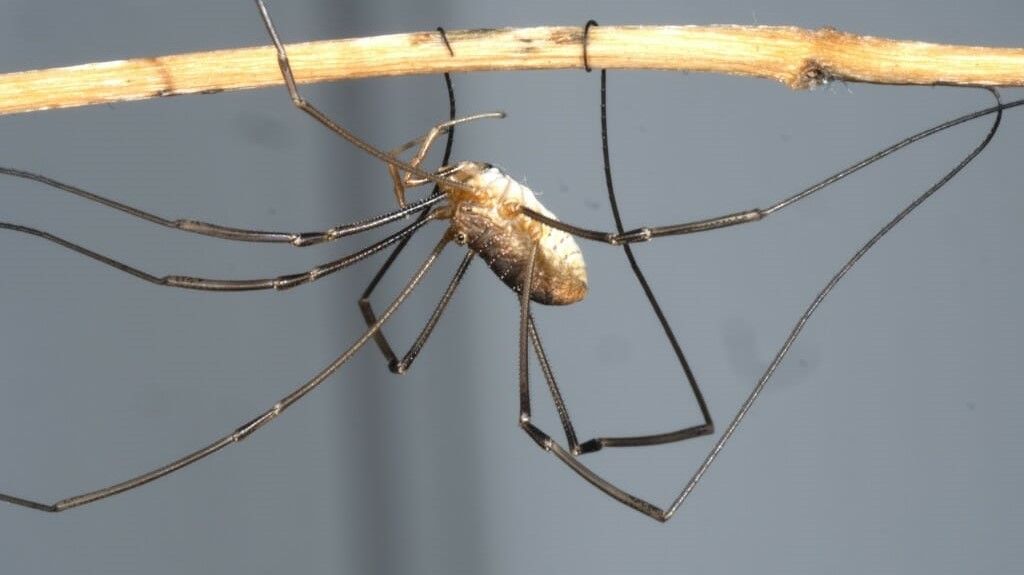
443,162,588,306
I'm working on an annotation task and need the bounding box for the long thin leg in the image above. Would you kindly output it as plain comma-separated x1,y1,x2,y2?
521,96,1024,246
361,84,501,372
0,165,445,247
361,164,483,372
529,308,709,454
516,246,667,520
359,57,468,373
526,315,581,451
521,22,692,455
518,90,1004,521
574,69,713,454
253,0,477,196
662,92,1006,520
2,1,494,247
0,213,435,292
0,234,451,512
360,250,474,373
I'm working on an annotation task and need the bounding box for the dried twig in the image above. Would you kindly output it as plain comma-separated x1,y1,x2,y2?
1,25,1022,116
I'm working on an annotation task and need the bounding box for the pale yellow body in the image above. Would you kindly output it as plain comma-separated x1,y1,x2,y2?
438,161,588,306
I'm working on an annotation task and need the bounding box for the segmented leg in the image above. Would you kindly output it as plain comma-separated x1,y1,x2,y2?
359,39,501,373
253,0,476,195
0,235,451,512
516,246,669,520
515,68,1005,521
0,165,444,247
360,250,474,374
0,214,436,293
521,97,1024,246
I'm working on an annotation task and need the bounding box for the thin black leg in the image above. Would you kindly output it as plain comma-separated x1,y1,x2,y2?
526,316,580,451
0,234,451,512
573,69,713,455
662,89,1006,520
359,45,462,372
0,213,435,292
517,245,669,521
518,87,1005,522
510,32,709,522
358,38,484,374
520,96,1024,245
0,165,444,247
360,249,474,373
528,308,708,456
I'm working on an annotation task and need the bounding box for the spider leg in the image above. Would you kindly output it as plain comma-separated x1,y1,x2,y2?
515,22,701,457
525,315,581,451
253,0,476,195
0,213,435,292
527,305,709,456
574,69,713,455
365,160,499,374
0,165,445,247
0,234,451,512
358,57,473,373
360,250,474,374
519,72,1004,521
659,89,1007,520
520,95,1024,246
358,50,500,374
517,246,669,521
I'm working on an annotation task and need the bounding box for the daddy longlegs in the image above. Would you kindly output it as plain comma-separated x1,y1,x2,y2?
1,0,1021,520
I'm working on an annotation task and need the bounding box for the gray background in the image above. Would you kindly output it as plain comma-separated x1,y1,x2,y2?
1,1,1022,573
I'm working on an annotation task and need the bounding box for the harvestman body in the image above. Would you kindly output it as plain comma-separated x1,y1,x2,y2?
0,1,1020,520
442,161,588,305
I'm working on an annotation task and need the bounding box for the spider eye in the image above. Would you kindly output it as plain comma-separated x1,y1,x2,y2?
454,231,469,245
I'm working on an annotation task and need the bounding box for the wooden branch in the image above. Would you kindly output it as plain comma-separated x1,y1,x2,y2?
1,25,1023,117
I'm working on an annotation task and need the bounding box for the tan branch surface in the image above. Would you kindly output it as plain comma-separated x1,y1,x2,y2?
2,25,1023,116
